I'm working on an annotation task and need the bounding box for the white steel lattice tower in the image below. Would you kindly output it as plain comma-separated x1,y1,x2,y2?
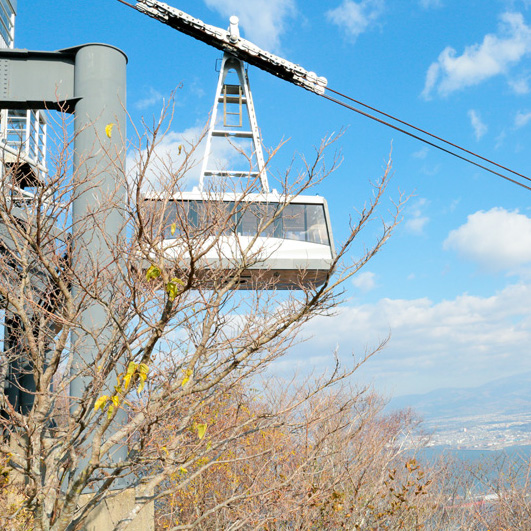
0,0,47,195
0,0,15,48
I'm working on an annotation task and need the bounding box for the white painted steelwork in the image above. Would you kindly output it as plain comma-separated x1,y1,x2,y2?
133,0,327,95
200,52,269,193
0,0,48,195
0,108,47,176
0,0,15,49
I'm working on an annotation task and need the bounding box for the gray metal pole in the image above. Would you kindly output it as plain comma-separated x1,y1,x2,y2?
0,43,130,491
70,44,128,480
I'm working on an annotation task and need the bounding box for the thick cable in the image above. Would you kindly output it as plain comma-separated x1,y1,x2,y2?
327,86,531,185
320,92,531,192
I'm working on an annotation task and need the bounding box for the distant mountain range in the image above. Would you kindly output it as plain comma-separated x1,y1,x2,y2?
387,372,531,422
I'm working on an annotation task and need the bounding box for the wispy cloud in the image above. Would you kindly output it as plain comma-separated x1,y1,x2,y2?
203,0,296,52
422,12,531,99
127,124,248,192
515,109,531,127
412,146,429,159
406,217,429,234
405,198,430,235
509,75,530,93
326,0,384,41
352,271,377,292
135,87,165,110
468,109,488,140
449,198,461,212
444,207,531,272
276,282,531,395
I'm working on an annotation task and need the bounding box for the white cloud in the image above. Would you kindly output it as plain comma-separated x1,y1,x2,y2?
495,129,507,149
509,75,530,93
127,125,246,192
412,146,429,159
274,282,531,395
352,271,377,292
468,109,488,140
405,198,430,235
419,163,441,177
406,216,429,234
515,109,531,127
444,207,531,272
326,0,384,41
127,126,203,192
203,0,296,52
422,12,531,99
135,87,164,110
449,198,461,212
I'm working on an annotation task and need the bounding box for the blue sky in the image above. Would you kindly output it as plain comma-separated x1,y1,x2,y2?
15,0,531,398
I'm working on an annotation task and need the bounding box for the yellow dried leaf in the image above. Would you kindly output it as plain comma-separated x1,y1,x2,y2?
94,395,109,411
181,369,193,387
146,265,161,281
123,373,132,391
105,123,114,138
126,361,137,376
137,375,147,394
166,281,179,301
197,423,207,440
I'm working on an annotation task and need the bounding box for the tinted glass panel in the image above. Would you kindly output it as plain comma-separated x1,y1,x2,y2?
157,200,329,246
236,204,282,238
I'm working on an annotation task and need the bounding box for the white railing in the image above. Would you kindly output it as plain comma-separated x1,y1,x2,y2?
0,109,47,176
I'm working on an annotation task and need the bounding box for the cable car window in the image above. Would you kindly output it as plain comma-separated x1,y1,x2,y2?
304,204,329,246
153,200,329,246
282,204,305,241
159,200,236,238
163,200,201,236
236,205,259,237
236,203,281,238
142,199,175,239
282,204,329,245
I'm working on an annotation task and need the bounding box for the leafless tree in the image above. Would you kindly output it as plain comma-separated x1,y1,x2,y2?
0,102,406,531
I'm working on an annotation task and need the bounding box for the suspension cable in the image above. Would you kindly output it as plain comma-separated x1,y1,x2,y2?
320,92,531,192
327,87,531,185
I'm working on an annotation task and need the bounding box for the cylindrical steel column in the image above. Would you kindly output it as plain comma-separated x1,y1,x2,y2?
70,44,128,484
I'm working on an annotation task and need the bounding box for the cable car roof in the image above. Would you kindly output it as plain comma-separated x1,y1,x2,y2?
143,190,330,205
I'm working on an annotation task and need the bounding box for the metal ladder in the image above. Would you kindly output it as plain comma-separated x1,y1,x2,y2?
199,52,270,193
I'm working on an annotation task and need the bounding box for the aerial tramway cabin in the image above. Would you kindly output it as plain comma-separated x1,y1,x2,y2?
144,51,336,289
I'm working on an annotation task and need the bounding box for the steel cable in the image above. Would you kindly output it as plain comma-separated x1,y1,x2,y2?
321,91,531,192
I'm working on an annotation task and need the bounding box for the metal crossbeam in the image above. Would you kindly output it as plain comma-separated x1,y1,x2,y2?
127,0,328,95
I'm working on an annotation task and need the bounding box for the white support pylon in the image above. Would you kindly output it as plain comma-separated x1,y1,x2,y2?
199,45,270,193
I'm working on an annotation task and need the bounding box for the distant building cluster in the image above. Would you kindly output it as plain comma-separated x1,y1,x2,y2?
423,412,531,451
